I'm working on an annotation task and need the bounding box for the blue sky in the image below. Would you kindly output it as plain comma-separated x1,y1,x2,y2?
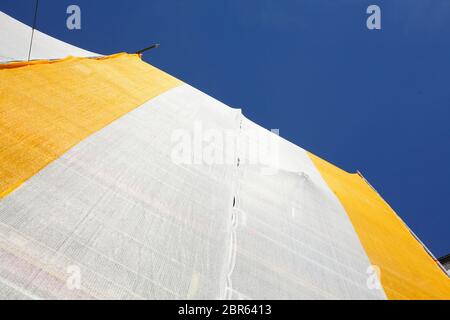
1,1,449,257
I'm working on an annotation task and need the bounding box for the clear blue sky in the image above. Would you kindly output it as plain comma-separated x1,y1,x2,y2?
1,1,449,257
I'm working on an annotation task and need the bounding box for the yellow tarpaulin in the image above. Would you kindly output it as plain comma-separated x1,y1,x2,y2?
0,53,181,198
309,152,450,299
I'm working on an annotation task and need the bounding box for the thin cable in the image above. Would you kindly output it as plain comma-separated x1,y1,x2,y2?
27,0,40,61
135,43,160,55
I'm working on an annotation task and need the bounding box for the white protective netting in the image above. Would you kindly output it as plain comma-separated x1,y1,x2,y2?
0,84,385,299
0,11,97,62
0,85,240,299
228,118,385,299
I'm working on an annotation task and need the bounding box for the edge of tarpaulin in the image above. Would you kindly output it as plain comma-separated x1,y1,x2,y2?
356,169,450,278
0,53,128,70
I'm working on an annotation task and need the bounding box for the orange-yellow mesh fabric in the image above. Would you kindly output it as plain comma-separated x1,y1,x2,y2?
309,152,450,299
0,53,182,198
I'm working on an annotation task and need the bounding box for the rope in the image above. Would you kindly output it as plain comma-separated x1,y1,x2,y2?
27,0,40,61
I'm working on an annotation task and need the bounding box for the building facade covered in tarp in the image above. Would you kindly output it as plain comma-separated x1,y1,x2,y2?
0,12,449,300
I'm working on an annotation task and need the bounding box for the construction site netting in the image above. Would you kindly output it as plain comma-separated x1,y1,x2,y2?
0,80,385,299
1,10,449,300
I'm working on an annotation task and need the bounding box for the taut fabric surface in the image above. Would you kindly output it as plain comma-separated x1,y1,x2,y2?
309,153,450,299
228,118,385,299
0,85,239,299
0,53,181,198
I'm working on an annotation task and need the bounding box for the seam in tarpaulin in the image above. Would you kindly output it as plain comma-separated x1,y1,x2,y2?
223,110,243,300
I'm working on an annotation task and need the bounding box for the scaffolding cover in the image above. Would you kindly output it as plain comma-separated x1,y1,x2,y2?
0,11,449,300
